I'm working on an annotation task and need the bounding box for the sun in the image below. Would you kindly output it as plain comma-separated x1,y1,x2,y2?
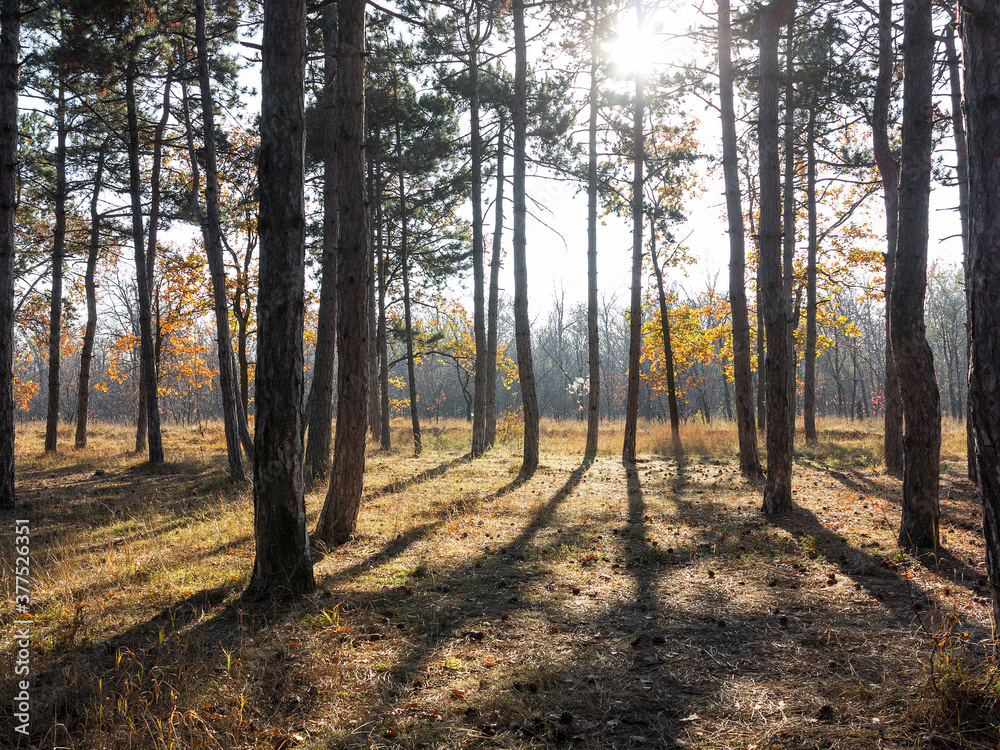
606,16,657,79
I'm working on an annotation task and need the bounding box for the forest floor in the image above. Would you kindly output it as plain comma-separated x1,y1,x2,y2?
2,418,999,750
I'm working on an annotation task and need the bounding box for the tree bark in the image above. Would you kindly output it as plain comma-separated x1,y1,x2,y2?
314,0,369,547
781,6,797,444
45,83,66,453
376,166,391,450
125,48,164,464
650,236,680,449
304,2,339,488
804,108,818,445
512,0,539,478
890,0,939,551
469,20,488,458
76,144,105,449
585,0,601,457
759,0,797,515
963,0,1000,638
485,109,505,448
623,0,645,467
0,0,18,508
194,0,246,481
245,0,315,599
719,0,762,477
873,0,903,476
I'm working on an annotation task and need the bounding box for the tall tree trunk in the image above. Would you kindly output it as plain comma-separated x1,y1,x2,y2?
469,30,488,458
376,167,391,450
759,0,797,515
585,0,601,457
0,0,18,508
944,18,974,482
891,0,939,551
512,0,539,478
781,6,797,444
366,201,379,439
485,110,505,448
76,144,106,449
304,2,339,488
650,236,680,449
622,0,645,467
803,108,818,444
963,0,1000,637
192,0,247,481
245,0,315,599
719,0,762,477
125,49,164,464
873,0,903,476
314,0,369,546
45,83,66,453
756,262,766,432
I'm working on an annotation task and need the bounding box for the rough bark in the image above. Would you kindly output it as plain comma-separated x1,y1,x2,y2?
512,0,539,478
962,0,1000,634
759,0,797,515
245,0,315,599
781,6,797,444
396,106,422,457
0,0,18,508
304,2,339,488
76,145,105,450
804,109,818,445
719,0,762,478
376,168,391,450
125,49,164,464
469,22,488,458
314,0,369,546
485,110,505,448
891,0,939,551
623,0,645,467
650,237,680,449
585,0,601,457
194,0,246,481
873,0,903,476
45,84,66,453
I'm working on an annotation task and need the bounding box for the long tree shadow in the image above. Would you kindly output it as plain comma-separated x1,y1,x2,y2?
364,455,471,500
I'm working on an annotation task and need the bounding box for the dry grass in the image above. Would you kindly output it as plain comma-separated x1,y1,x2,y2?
1,417,997,749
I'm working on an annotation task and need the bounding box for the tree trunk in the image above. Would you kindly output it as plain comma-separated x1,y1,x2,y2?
245,0,315,599
873,0,903,476
76,144,106,449
125,49,164,464
623,0,645,467
45,83,66,453
304,2,339,488
376,167,391,450
194,0,246,481
0,0,18,508
781,6,797,445
890,0,939,551
512,0,539,478
314,0,369,546
469,31,488,458
650,237,680,449
366,199,380,439
585,0,601,457
963,0,1000,637
719,0,762,477
485,110,505,448
804,108,818,445
759,0,797,515
396,105,422,458
944,19,975,482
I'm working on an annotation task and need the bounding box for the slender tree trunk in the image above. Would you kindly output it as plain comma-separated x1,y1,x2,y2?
0,0,18,508
719,0,762,477
76,145,105,449
944,19,975,482
759,0,797,515
45,84,67,453
125,49,164,464
485,110,505,448
804,108,818,445
314,0,369,546
650,236,680,449
963,0,1000,636
376,168,391,450
366,200,380,439
304,2,339,488
469,34,488,458
623,0,645,467
585,0,601,457
512,0,539,478
873,0,903,476
245,0,315,599
891,0,939,551
756,262,766,432
781,6,797,444
192,0,246,481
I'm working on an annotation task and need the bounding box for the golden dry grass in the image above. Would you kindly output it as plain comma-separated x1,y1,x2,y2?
1,417,997,750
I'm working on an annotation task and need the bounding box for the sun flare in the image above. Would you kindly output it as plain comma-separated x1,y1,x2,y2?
606,18,657,78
